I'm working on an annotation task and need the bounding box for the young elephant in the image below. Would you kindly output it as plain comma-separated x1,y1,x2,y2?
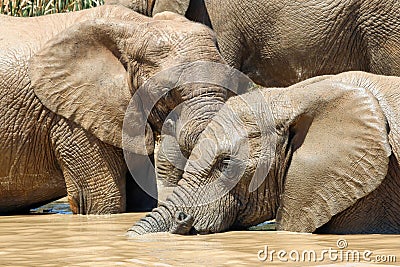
129,71,400,235
107,0,400,191
0,5,230,214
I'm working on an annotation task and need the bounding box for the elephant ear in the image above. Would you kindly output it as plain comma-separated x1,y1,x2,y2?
152,0,190,16
29,19,153,155
276,82,391,232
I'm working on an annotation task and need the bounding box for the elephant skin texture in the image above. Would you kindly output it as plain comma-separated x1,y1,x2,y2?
106,0,400,87
0,5,228,214
106,0,400,191
129,71,400,235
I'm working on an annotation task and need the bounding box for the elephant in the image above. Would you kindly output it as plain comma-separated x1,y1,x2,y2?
105,0,400,87
105,0,400,190
128,71,400,235
0,5,234,214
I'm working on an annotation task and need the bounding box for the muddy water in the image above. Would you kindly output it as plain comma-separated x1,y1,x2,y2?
0,213,399,266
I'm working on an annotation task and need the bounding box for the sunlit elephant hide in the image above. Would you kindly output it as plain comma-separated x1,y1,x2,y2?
129,71,400,235
106,0,400,190
0,5,234,214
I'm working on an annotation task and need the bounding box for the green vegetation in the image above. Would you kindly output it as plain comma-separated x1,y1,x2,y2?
248,221,276,231
0,0,104,17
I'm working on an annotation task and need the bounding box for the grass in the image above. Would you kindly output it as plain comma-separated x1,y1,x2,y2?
0,0,104,17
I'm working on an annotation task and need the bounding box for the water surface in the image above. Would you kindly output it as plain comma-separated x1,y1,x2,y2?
0,212,399,266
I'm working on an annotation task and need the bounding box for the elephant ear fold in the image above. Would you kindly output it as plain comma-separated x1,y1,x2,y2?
152,0,190,16
29,20,153,155
276,83,391,232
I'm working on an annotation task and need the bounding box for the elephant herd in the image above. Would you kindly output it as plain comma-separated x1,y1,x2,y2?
0,0,399,235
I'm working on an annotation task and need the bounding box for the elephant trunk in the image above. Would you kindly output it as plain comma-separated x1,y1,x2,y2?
128,182,236,235
156,133,186,186
178,86,227,153
130,126,242,236
156,85,226,186
128,186,198,236
127,205,173,236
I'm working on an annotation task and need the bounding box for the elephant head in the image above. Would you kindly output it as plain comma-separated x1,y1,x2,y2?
29,10,230,161
128,73,395,235
27,8,245,211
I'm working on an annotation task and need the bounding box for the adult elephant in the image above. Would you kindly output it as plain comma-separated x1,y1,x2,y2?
106,0,400,87
0,5,236,214
106,0,400,188
129,71,400,235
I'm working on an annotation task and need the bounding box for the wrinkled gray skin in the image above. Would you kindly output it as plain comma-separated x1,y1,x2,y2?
107,0,400,86
0,6,227,214
105,0,400,190
129,71,400,235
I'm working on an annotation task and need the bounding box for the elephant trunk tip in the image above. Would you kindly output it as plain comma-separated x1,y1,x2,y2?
170,211,197,235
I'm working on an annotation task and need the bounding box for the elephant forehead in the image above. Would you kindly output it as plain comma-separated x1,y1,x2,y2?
193,113,252,162
224,91,273,135
210,105,248,140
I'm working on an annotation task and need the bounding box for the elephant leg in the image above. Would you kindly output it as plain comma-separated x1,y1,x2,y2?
52,122,127,214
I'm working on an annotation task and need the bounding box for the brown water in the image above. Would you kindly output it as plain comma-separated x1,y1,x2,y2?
0,213,399,266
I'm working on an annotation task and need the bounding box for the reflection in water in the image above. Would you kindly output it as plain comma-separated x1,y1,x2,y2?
30,198,72,214
0,212,399,266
